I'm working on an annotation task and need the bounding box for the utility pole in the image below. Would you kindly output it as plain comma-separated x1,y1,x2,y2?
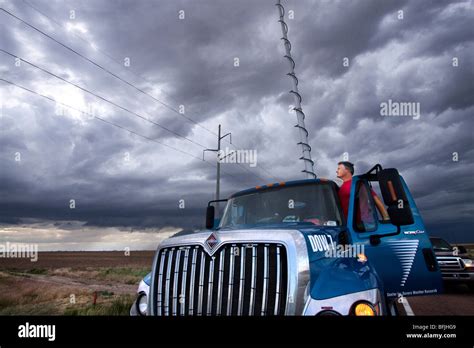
203,124,232,217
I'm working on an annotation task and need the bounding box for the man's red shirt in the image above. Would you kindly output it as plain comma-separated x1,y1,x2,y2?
338,180,352,218
338,179,377,218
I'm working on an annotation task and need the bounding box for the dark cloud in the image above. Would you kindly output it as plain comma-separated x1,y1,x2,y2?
0,0,472,246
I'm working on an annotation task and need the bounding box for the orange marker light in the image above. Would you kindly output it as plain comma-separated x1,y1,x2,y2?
354,303,375,316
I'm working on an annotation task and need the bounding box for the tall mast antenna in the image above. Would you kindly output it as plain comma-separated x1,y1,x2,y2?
276,0,316,179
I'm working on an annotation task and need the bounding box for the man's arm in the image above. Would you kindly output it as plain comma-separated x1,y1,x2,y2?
373,194,390,221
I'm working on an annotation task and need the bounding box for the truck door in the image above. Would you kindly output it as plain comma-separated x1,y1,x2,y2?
346,167,443,299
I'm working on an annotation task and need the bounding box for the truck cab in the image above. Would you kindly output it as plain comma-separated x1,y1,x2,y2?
146,165,443,316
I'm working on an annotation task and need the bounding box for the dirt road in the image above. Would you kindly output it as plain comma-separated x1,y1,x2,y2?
0,251,155,315
405,284,474,315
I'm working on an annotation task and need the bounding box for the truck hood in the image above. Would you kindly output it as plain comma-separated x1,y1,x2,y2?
216,224,344,260
166,225,344,261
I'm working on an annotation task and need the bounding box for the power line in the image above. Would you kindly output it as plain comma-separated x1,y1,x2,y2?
0,78,200,158
21,0,180,106
0,7,218,137
0,48,207,149
0,48,271,183
15,0,280,181
2,6,279,182
21,0,124,70
0,77,250,186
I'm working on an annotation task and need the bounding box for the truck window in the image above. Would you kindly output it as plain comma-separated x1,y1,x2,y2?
430,238,453,251
219,183,343,229
369,181,391,223
353,181,378,232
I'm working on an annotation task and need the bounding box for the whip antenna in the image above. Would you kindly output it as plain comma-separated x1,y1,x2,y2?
276,0,316,178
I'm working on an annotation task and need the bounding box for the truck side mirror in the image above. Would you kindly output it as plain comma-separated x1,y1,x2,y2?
205,205,215,229
377,168,414,226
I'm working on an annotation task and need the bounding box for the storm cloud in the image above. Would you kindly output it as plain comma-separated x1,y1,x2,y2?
0,0,472,249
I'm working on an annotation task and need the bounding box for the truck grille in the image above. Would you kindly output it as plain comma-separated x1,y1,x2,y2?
152,243,288,316
436,256,463,271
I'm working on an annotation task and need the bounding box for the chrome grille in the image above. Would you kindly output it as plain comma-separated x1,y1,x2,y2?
436,256,463,271
152,243,288,316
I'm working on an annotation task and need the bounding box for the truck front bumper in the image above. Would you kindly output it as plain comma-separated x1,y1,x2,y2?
441,271,474,282
303,288,383,316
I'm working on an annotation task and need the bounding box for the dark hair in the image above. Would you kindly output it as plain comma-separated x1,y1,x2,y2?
338,161,354,175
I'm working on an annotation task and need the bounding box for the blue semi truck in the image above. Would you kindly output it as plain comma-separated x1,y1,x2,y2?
131,164,443,316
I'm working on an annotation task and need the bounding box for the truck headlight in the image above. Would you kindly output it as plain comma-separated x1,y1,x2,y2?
352,301,376,316
303,288,382,316
462,259,473,268
137,293,148,316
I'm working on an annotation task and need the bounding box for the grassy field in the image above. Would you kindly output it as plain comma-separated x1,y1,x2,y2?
0,251,154,315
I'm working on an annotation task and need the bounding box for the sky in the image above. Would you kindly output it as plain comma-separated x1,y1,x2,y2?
0,0,473,250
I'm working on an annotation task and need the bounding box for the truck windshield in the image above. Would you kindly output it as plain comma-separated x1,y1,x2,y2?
219,183,343,229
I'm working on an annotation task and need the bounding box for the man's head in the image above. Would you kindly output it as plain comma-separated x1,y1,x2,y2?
336,161,354,181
